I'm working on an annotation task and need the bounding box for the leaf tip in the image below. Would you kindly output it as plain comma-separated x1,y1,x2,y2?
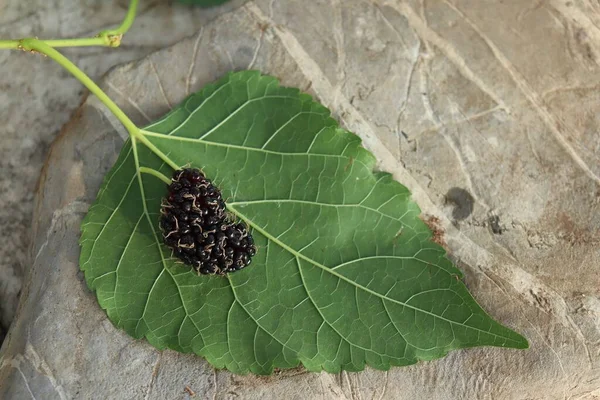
515,335,530,349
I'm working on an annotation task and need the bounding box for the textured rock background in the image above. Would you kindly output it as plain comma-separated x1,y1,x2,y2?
0,0,246,339
1,0,600,399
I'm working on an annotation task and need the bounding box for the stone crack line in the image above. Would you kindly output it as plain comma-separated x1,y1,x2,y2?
0,344,68,400
143,352,162,400
442,0,600,186
380,0,510,114
33,200,90,265
149,59,173,110
186,28,205,96
106,81,152,123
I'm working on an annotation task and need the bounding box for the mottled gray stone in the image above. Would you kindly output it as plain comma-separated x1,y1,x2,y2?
1,1,599,399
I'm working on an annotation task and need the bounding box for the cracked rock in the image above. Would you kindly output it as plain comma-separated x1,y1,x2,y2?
1,1,599,399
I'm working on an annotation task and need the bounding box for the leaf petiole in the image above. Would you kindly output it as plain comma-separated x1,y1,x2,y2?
139,167,171,185
0,0,138,49
0,37,107,49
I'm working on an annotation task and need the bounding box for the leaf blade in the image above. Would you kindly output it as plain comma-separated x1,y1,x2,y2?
80,71,527,375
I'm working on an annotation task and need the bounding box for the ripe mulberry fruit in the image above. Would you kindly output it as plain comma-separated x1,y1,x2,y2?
159,168,257,275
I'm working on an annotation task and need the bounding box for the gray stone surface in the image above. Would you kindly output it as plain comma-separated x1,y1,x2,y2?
1,0,600,399
0,0,246,336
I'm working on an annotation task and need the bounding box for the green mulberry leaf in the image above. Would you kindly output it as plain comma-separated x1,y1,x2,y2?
79,71,527,374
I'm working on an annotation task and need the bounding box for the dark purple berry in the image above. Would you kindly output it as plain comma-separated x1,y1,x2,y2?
159,168,257,275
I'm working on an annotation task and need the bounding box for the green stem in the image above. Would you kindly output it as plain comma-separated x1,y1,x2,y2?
139,167,172,185
98,0,140,44
20,39,139,137
107,0,139,36
0,37,106,49
0,0,139,49
0,42,17,49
